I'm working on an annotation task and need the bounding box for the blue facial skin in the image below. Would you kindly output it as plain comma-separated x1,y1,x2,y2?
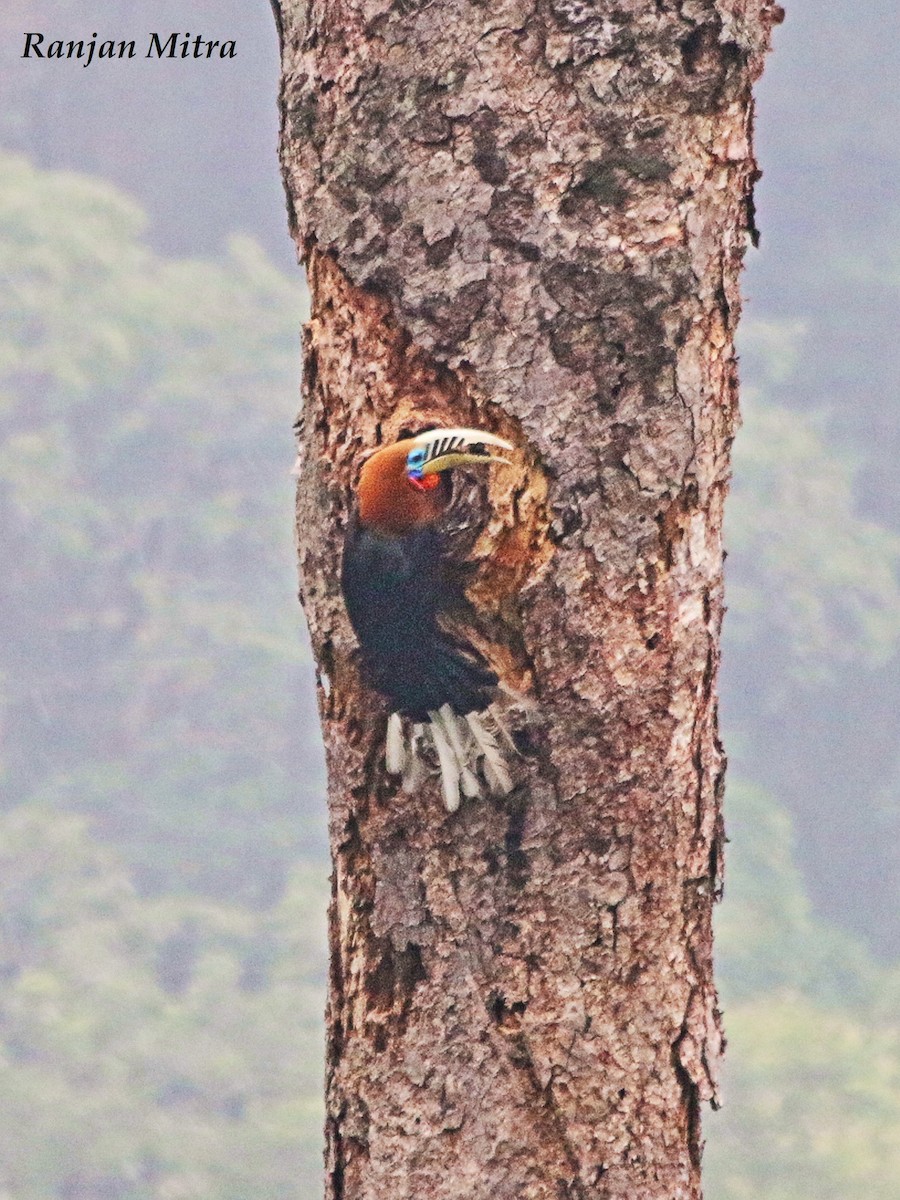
406,446,428,480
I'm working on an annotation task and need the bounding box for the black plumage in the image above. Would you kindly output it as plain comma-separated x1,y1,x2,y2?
341,515,498,721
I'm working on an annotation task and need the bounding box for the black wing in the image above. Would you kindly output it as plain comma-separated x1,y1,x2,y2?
341,516,497,720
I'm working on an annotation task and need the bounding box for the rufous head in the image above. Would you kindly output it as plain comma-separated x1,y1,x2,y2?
357,427,513,535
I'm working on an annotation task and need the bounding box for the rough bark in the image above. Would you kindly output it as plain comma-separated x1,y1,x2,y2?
273,2,778,1196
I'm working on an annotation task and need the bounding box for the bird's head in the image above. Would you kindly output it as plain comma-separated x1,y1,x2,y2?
357,427,513,534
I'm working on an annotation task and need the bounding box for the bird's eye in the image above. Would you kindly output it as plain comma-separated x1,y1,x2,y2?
407,448,427,470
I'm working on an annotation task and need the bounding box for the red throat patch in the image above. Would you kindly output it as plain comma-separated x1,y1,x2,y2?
408,474,441,492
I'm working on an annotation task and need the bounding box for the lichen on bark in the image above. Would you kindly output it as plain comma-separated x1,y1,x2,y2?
273,1,779,1196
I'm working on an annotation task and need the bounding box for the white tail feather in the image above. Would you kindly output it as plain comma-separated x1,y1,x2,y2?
438,705,481,799
427,711,462,812
385,712,406,775
489,705,519,755
402,724,426,793
389,706,516,808
466,711,513,795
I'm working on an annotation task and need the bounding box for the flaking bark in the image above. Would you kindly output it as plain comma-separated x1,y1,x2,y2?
273,2,779,1196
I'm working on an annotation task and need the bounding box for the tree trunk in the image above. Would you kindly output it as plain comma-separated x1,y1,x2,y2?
273,2,778,1196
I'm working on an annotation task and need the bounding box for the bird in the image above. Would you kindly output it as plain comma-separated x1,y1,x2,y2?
341,427,517,812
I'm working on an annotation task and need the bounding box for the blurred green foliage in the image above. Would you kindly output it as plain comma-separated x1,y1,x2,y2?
706,300,900,1193
724,311,900,957
1,128,899,1199
708,783,900,1200
0,806,327,1199
0,150,328,1195
0,152,324,905
728,386,900,688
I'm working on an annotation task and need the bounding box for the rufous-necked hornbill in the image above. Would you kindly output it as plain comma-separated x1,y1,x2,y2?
341,427,516,812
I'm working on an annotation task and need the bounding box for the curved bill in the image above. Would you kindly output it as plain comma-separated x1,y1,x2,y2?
415,427,514,475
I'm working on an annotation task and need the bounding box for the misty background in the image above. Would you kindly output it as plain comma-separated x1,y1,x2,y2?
1,2,898,1196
